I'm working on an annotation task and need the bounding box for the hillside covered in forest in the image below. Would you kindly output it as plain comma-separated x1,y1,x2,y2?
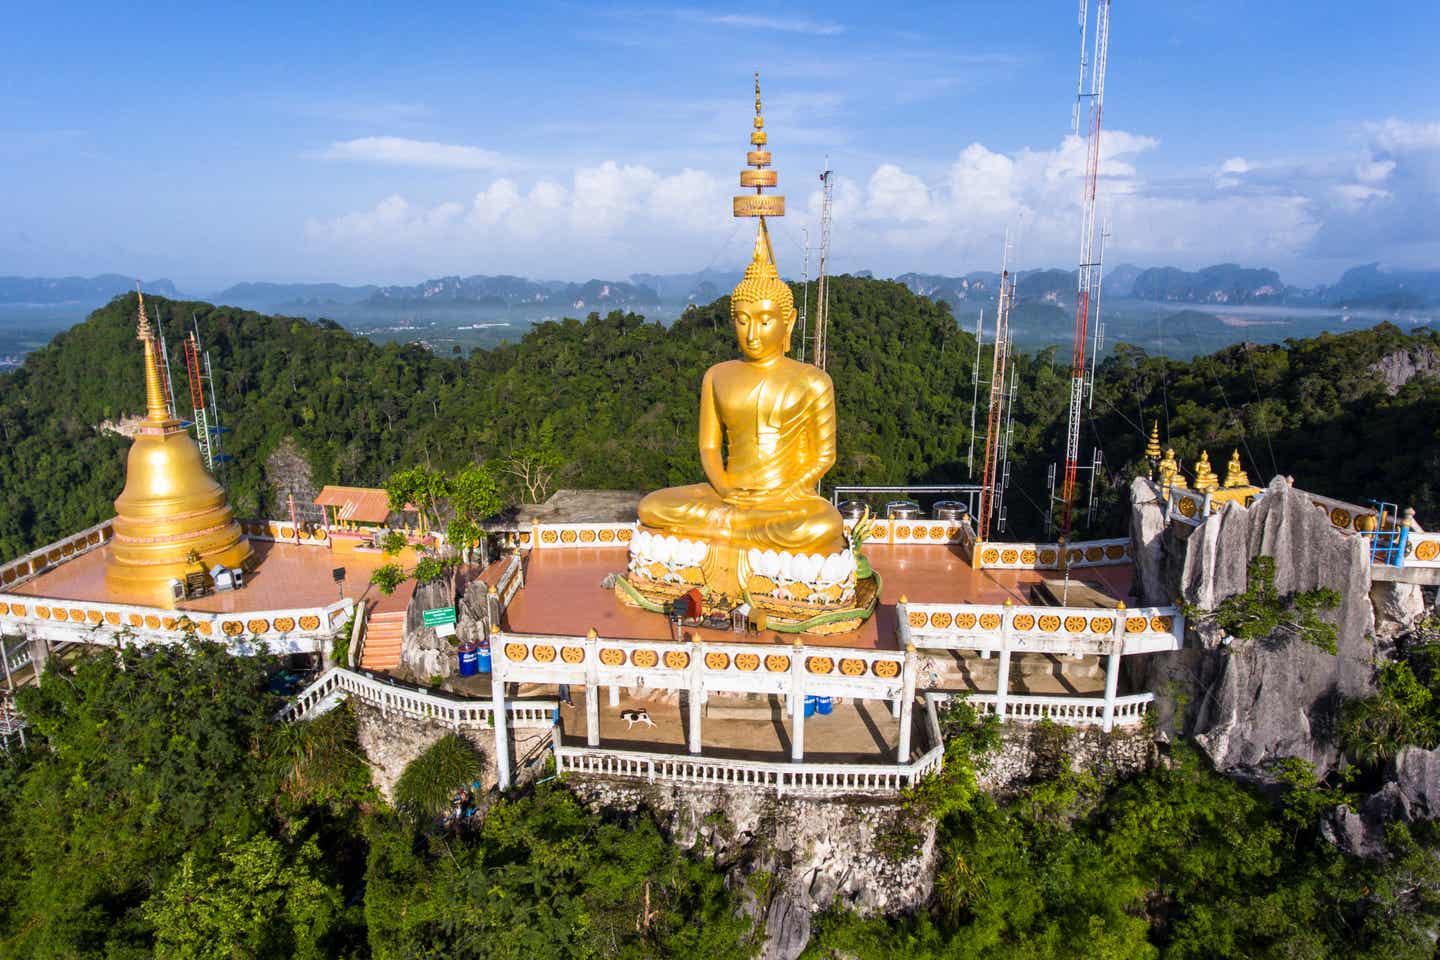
2,280,1439,559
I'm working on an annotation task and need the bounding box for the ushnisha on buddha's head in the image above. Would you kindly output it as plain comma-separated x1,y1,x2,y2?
731,226,796,363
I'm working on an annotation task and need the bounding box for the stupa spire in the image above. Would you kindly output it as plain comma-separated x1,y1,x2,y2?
733,72,784,221
135,285,173,424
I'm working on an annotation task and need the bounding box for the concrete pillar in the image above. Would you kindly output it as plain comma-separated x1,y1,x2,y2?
893,596,910,720
1102,604,1125,733
995,601,1012,721
687,635,703,755
0,638,13,694
30,634,48,680
584,628,600,748
897,643,917,763
608,686,619,707
789,639,805,762
491,628,512,790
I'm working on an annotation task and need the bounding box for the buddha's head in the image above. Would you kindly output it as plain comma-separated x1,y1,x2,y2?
731,223,796,363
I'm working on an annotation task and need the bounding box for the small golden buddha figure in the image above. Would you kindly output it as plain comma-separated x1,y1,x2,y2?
1222,449,1250,488
1193,450,1220,493
1157,447,1186,492
635,226,846,595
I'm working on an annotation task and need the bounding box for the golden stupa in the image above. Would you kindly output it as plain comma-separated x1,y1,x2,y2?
106,290,251,605
618,76,866,635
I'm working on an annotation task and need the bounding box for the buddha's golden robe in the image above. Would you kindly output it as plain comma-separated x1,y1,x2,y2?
637,355,846,564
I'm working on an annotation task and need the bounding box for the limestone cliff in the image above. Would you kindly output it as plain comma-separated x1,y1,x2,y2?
1132,476,1390,780
566,778,936,960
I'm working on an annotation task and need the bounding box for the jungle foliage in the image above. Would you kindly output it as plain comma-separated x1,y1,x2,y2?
3,286,1439,559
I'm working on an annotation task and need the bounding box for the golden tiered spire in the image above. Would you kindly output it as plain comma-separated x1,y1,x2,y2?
1223,449,1250,488
1193,451,1220,493
1144,420,1162,478
108,289,251,606
135,287,173,424
733,73,784,221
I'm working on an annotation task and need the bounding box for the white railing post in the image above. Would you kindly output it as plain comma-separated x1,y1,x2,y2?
789,638,805,762
687,634,703,755
585,628,600,748
1102,603,1124,733
995,600,1012,722
897,642,917,763
492,626,512,790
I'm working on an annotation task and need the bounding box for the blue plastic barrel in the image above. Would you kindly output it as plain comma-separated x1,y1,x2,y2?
458,643,480,677
816,696,833,716
803,695,817,718
475,642,492,674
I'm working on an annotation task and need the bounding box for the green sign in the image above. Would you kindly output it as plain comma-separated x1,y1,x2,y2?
422,607,457,627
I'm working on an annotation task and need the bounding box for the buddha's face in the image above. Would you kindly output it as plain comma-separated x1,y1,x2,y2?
732,298,795,363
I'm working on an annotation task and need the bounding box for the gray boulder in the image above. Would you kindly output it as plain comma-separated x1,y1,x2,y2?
1137,476,1379,780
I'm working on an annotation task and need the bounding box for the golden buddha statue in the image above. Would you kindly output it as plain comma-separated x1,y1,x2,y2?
635,224,847,593
619,76,862,629
107,290,251,605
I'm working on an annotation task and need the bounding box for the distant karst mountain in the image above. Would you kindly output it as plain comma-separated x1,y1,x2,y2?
1128,264,1287,305
366,275,661,310
1327,263,1440,309
211,282,377,308
0,274,178,305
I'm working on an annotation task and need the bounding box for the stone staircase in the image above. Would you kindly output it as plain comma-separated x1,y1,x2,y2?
360,609,406,672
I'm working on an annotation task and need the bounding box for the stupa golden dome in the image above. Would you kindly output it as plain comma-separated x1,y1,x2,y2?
106,291,251,605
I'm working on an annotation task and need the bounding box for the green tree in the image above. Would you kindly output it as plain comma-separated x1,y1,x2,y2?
144,836,344,960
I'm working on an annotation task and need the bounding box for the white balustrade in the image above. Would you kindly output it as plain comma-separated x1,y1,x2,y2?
277,666,557,728
905,602,1182,655
0,519,114,590
961,691,1154,727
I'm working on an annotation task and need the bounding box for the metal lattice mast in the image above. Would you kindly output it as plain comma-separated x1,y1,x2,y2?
799,226,811,363
977,269,1013,544
814,162,835,371
1087,215,1111,408
182,331,213,471
967,308,985,477
1059,0,1110,536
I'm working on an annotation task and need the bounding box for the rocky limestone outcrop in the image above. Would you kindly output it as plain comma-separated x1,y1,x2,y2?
1132,476,1380,780
264,436,318,516
977,723,1159,795
351,700,548,801
566,779,936,960
1369,346,1440,396
397,577,459,684
1325,745,1440,858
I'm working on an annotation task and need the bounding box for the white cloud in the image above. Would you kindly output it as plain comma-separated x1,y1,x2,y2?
683,11,845,35
303,117,1440,281
314,136,504,170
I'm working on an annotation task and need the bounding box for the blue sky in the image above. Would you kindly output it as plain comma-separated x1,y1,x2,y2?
2,1,1437,289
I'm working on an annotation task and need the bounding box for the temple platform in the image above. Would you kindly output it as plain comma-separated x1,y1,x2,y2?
9,539,399,615
501,542,1134,650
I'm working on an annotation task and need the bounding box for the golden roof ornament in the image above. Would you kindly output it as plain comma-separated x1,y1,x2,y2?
1193,451,1220,493
1223,449,1250,489
1145,420,1161,462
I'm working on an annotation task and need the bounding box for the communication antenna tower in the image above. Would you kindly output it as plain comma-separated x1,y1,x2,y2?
182,316,230,478
1086,214,1111,408
966,308,984,477
977,239,1016,544
1057,0,1111,537
813,161,835,370
799,226,811,363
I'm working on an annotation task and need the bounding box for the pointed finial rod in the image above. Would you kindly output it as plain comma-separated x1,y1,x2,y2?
135,281,171,423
